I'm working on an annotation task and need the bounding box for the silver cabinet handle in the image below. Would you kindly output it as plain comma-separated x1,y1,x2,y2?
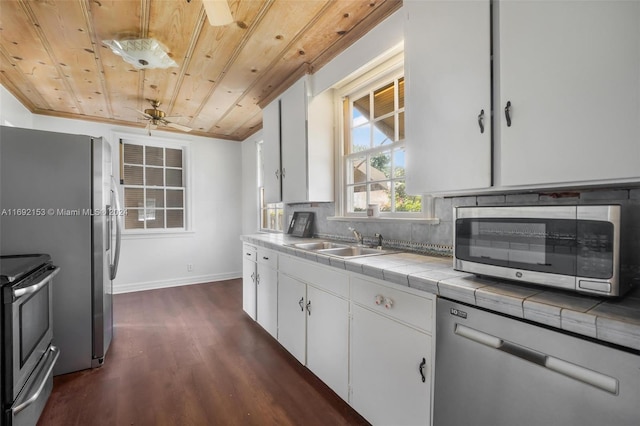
478,109,485,133
454,324,618,394
298,297,305,312
110,176,123,280
12,266,59,299
12,346,60,414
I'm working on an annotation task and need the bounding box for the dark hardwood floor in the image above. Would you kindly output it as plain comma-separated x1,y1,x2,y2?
38,279,369,426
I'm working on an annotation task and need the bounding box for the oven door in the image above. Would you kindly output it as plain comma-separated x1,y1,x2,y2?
7,266,59,402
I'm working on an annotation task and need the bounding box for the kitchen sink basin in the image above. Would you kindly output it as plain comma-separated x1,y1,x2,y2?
290,241,349,250
317,246,394,258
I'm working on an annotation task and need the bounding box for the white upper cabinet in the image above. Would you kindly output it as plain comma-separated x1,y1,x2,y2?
405,0,492,194
405,0,640,194
495,0,640,187
262,99,282,203
262,76,334,203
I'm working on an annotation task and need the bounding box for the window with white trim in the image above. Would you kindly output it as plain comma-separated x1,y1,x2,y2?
341,68,422,216
120,140,186,230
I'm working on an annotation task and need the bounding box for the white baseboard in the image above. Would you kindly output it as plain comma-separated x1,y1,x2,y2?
113,271,242,294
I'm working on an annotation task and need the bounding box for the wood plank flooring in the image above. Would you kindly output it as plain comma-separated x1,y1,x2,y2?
38,279,369,426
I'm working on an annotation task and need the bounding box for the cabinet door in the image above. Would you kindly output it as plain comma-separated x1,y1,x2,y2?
405,0,491,194
280,78,309,202
496,0,640,186
306,285,349,401
256,263,278,338
350,304,431,426
277,273,306,364
242,258,257,320
262,99,282,203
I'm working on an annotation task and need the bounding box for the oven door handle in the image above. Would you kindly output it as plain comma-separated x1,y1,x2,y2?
12,266,60,299
12,345,60,415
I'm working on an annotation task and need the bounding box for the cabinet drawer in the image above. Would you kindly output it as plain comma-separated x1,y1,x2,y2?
351,276,433,332
257,248,278,269
243,244,257,262
279,255,349,298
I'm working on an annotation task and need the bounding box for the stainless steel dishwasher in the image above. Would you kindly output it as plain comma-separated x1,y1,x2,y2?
434,298,640,426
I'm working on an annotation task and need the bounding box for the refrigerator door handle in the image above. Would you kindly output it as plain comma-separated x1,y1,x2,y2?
110,177,123,280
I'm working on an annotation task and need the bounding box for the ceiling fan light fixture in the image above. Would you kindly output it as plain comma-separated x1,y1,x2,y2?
102,38,178,69
202,0,234,26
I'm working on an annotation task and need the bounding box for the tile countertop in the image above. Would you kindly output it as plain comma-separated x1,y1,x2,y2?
241,233,640,352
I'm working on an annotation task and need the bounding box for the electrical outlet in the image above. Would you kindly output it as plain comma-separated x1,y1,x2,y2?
187,264,193,272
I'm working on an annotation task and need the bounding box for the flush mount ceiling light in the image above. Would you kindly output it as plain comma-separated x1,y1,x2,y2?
102,38,178,69
187,0,234,26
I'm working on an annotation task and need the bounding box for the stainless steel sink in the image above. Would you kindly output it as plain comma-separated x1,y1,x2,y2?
317,246,394,258
290,241,349,250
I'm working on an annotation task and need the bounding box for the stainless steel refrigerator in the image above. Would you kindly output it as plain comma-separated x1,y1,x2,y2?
0,125,122,375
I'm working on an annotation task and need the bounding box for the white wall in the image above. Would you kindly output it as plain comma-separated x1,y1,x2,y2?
241,130,262,235
1,86,243,293
1,85,33,128
311,9,404,95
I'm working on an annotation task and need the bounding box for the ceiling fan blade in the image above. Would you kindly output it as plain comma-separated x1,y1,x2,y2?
136,109,153,119
165,121,192,132
203,0,233,26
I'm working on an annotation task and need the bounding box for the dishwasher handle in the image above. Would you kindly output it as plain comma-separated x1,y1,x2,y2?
454,324,619,394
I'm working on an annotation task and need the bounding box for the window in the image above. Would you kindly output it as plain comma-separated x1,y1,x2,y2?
342,70,421,216
257,141,284,232
120,140,186,230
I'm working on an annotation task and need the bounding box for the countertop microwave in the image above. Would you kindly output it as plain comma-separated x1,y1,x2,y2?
453,205,638,297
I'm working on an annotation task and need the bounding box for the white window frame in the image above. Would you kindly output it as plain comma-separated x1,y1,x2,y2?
115,132,193,236
335,53,425,219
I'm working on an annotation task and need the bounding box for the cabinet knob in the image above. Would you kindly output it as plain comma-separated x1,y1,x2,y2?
275,169,280,180
384,297,393,309
281,167,286,178
306,300,312,316
298,297,305,312
419,357,426,383
478,109,485,134
505,101,512,127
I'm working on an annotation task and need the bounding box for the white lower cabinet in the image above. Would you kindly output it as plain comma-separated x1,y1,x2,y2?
242,244,257,320
277,255,350,401
256,248,278,338
350,276,434,426
246,247,435,424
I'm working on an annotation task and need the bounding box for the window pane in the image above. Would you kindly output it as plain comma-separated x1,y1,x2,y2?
352,124,371,152
374,117,394,145
371,182,391,212
125,209,144,229
373,81,395,119
393,148,406,179
166,148,182,168
146,210,165,229
370,151,391,180
166,169,182,187
166,189,183,208
124,188,143,208
123,165,143,185
352,94,370,127
146,168,163,186
399,111,405,141
166,210,184,228
123,144,143,165
395,181,422,212
348,156,367,184
349,184,367,212
146,189,164,207
146,146,164,166
398,77,405,109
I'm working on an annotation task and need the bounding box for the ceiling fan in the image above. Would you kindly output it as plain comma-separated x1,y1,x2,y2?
187,0,234,26
135,100,192,135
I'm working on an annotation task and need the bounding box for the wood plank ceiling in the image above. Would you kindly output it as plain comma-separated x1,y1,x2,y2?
0,0,401,141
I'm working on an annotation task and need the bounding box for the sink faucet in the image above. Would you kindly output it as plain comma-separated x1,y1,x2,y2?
375,233,383,249
348,227,364,245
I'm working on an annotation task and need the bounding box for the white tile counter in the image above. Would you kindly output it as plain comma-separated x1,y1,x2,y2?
241,233,640,352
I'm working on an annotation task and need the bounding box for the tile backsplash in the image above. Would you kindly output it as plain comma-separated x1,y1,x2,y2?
286,187,640,257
